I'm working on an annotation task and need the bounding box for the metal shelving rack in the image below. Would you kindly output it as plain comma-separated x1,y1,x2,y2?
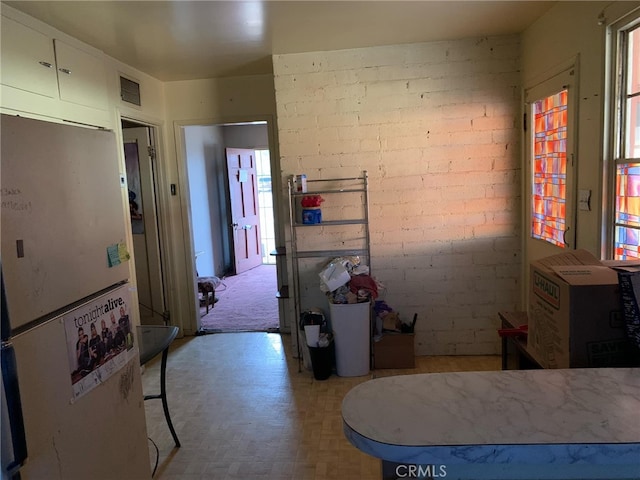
287,171,371,371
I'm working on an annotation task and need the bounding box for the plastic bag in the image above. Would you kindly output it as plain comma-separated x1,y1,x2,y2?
319,258,355,292
319,261,350,292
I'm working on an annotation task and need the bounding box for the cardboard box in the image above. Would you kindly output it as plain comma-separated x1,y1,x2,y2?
527,249,638,369
373,333,415,369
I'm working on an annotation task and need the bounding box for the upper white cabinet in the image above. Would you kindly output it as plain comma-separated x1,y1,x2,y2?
0,15,58,99
1,14,110,125
54,39,108,110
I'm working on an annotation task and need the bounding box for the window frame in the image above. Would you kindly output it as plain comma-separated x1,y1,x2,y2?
605,12,640,259
524,65,578,264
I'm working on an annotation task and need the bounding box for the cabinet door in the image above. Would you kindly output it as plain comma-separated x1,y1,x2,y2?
54,39,108,111
0,16,58,98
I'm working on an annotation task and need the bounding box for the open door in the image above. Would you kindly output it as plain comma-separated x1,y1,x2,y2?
523,66,577,303
226,148,262,274
123,125,166,324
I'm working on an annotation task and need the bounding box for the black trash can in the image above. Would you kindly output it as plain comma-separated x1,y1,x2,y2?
309,341,335,380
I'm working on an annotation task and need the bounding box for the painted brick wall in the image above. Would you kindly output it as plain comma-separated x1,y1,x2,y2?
273,35,521,355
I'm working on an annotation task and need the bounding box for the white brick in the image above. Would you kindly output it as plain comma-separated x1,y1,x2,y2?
317,113,360,128
279,140,319,157
358,110,403,125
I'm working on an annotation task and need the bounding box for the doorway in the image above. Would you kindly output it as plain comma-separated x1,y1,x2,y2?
183,122,279,332
121,120,167,325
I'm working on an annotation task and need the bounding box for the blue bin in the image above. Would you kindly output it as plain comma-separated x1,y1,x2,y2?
302,208,322,224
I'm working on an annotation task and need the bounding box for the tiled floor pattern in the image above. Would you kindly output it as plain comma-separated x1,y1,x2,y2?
141,332,500,480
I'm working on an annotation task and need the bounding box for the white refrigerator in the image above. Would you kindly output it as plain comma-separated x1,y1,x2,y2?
1,114,151,479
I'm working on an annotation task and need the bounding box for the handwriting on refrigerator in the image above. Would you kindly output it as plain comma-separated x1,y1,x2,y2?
119,362,135,401
1,187,32,213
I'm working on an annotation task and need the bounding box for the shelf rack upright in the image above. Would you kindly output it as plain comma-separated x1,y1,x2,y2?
287,171,371,371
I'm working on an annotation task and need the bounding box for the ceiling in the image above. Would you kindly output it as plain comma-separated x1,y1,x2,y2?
4,1,555,82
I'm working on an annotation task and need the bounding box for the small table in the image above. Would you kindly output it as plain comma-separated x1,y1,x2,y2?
137,325,181,448
498,311,541,370
342,368,640,479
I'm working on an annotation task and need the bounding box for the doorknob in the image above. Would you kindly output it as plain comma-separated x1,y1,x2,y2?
231,223,238,228
563,227,570,247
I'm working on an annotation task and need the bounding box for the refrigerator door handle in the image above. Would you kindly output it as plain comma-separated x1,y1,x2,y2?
1,340,28,477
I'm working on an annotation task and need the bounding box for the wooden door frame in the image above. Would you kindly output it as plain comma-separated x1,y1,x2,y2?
123,125,167,324
119,116,171,328
174,115,287,333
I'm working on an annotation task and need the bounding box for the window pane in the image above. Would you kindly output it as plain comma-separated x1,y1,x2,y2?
616,163,640,226
625,93,640,159
625,27,640,158
531,90,568,247
615,225,640,259
615,162,640,259
626,27,640,95
255,149,275,264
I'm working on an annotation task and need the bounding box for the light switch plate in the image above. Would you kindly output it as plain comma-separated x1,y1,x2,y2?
578,189,591,211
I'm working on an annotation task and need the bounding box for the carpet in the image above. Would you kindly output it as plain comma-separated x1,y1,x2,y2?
199,264,280,332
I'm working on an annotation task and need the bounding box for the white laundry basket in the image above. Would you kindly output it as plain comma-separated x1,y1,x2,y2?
329,302,370,376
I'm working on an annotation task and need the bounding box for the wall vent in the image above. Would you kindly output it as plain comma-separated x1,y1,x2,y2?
120,76,141,106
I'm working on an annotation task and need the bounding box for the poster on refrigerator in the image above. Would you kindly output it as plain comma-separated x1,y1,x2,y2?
63,285,136,400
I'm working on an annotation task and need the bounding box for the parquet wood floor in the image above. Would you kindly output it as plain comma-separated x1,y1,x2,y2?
141,332,500,480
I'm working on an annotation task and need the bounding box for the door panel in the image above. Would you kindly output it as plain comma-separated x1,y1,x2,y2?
123,127,165,324
54,39,108,110
226,148,262,274
523,67,577,302
0,16,57,98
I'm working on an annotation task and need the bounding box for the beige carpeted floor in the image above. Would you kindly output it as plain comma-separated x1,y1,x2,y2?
199,264,280,332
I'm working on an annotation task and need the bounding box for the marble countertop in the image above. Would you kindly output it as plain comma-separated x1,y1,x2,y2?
342,368,640,479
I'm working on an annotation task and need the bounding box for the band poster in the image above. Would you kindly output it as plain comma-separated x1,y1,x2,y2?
64,284,136,400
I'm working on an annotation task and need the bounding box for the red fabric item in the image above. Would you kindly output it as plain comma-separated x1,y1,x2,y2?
301,195,324,207
349,274,378,299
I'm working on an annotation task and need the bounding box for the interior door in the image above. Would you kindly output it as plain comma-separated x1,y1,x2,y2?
123,126,166,324
523,67,577,301
226,148,262,274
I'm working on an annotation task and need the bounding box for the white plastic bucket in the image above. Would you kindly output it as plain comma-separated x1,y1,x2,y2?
304,325,320,347
329,302,370,376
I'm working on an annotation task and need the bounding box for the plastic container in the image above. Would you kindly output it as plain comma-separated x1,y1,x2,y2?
329,302,370,376
299,309,328,371
302,207,322,224
309,341,335,380
295,174,307,193
304,325,320,347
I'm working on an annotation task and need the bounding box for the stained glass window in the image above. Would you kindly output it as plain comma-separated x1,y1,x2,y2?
531,90,568,247
614,24,640,260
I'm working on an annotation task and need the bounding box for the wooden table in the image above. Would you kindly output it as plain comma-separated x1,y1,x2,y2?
137,325,181,448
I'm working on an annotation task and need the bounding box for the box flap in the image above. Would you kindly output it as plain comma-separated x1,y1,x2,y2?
608,265,640,273
550,265,619,285
534,249,602,270
601,259,640,272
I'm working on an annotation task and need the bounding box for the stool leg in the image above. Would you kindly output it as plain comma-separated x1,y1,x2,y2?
160,347,181,448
